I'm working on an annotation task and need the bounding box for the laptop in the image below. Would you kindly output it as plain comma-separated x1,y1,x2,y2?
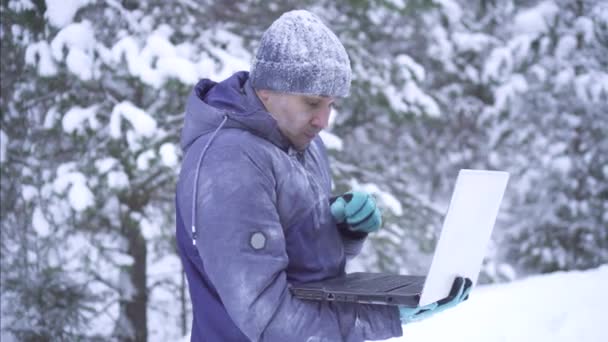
290,169,509,307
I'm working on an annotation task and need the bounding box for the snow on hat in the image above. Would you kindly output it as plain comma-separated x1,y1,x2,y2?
250,10,352,97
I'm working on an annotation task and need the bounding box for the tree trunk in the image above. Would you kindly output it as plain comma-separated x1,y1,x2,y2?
114,222,148,341
125,224,148,341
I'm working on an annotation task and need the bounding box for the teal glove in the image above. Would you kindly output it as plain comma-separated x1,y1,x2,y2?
330,191,382,233
399,277,472,323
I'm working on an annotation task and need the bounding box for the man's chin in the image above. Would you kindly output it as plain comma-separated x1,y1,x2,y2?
293,136,314,151
294,144,309,152
293,141,311,151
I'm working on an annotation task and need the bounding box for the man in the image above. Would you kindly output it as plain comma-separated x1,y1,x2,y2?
176,10,469,341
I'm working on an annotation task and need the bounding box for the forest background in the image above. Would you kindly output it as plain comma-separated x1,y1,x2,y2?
1,0,606,340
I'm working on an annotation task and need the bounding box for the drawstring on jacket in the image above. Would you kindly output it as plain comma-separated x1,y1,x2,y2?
190,115,229,246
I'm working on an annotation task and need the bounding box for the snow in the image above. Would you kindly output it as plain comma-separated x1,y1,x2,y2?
482,47,512,83
110,101,157,140
202,29,252,80
156,56,199,85
50,20,96,80
508,35,534,67
452,32,495,53
32,206,51,237
575,16,594,44
110,29,201,88
491,74,528,115
109,251,134,267
385,0,405,10
21,184,38,201
396,55,425,82
251,10,351,96
403,82,441,117
574,73,608,103
327,108,338,129
95,157,118,174
381,55,440,117
110,36,141,73
53,163,94,212
387,265,608,342
43,107,59,129
44,0,90,28
553,68,574,92
319,131,343,151
0,129,7,163
367,8,385,26
148,251,186,341
140,33,199,86
434,0,463,25
66,48,94,80
8,0,34,12
24,41,58,77
552,156,572,173
126,131,143,152
62,105,99,134
149,255,181,279
428,26,453,67
136,150,156,170
484,262,517,282
555,35,577,60
384,83,441,117
175,266,608,342
159,143,178,167
384,85,410,114
139,215,161,240
68,177,95,211
377,193,403,216
8,2,608,341
94,158,129,190
512,1,559,36
108,171,129,189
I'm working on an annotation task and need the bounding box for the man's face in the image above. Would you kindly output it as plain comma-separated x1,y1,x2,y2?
258,90,334,151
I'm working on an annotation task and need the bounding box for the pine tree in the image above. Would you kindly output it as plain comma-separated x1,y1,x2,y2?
404,0,608,275
1,0,254,339
1,1,101,339
502,0,608,273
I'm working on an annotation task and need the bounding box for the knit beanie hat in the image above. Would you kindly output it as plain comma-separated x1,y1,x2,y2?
249,10,352,97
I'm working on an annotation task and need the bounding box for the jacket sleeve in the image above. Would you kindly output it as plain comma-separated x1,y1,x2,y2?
193,144,402,342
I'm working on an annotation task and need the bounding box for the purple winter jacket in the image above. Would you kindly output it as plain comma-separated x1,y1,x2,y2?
175,71,402,341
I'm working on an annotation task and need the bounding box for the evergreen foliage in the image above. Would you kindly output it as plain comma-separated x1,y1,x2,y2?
1,0,606,339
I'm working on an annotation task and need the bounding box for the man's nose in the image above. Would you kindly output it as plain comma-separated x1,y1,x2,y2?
311,108,331,129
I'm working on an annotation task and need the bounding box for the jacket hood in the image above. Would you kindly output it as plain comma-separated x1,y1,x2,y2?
180,71,291,152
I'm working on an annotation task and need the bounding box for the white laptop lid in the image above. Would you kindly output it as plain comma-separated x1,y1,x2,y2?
419,169,509,306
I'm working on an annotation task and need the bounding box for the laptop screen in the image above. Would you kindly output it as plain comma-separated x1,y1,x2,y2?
419,169,509,306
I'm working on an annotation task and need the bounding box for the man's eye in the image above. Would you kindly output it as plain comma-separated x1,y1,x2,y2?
307,101,320,107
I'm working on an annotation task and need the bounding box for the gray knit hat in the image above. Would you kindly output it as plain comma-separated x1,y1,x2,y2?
250,10,352,97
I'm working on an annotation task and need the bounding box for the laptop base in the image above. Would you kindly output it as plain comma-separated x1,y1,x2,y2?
290,272,425,307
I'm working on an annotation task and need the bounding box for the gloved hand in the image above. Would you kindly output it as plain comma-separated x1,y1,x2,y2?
330,191,382,233
399,277,473,323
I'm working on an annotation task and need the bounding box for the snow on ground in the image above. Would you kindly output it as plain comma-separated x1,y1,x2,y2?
388,265,608,342
174,265,607,342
